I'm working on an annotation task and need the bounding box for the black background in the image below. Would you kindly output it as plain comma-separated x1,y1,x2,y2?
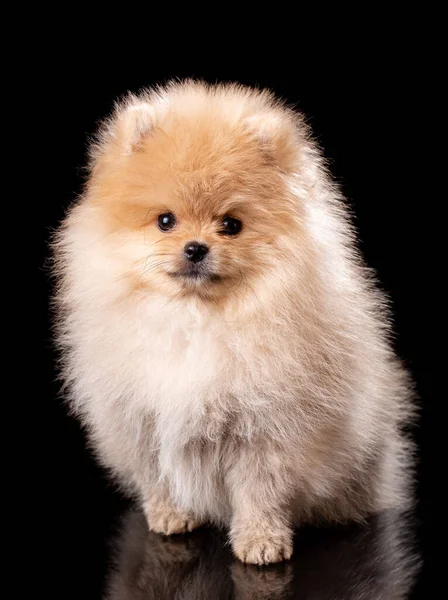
33,42,435,599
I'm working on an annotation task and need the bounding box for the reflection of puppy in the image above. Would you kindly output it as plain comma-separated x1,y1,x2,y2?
104,510,232,600
285,511,420,599
54,81,415,564
104,508,419,599
231,564,294,600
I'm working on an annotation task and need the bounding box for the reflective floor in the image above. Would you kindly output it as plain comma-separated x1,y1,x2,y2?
99,507,422,599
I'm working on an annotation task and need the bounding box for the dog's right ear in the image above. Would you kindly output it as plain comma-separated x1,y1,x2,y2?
115,103,158,155
93,97,168,161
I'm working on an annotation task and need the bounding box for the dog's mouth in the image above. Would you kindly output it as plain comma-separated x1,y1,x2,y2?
168,269,223,283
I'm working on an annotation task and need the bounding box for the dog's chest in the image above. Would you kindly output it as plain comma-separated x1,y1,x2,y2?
136,301,239,407
146,320,234,517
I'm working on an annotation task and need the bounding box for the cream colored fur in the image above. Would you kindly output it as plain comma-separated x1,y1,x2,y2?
53,81,414,565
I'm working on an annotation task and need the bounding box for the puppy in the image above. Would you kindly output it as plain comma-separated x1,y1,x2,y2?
53,81,415,565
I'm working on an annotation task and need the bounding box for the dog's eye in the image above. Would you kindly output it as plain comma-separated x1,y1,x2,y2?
220,216,242,236
158,213,177,232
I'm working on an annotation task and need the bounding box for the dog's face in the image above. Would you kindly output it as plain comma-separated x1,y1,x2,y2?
88,88,303,303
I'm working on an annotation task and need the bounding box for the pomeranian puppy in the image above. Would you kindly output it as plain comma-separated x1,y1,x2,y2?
54,81,414,565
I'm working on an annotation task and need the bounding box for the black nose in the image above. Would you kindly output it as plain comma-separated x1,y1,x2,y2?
184,242,209,263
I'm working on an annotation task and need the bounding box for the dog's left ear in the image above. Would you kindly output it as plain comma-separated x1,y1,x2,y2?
243,111,300,172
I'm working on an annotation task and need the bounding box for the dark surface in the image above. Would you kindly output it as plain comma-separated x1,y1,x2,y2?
103,509,420,599
33,45,434,599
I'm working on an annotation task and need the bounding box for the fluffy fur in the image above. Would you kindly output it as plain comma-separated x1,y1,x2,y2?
53,81,415,565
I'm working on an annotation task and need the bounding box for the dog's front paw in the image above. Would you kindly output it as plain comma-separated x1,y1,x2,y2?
144,500,199,535
148,511,199,535
232,530,293,565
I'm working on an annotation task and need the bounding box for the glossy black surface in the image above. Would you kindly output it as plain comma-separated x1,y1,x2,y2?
103,509,421,599
33,43,434,599
45,488,427,599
